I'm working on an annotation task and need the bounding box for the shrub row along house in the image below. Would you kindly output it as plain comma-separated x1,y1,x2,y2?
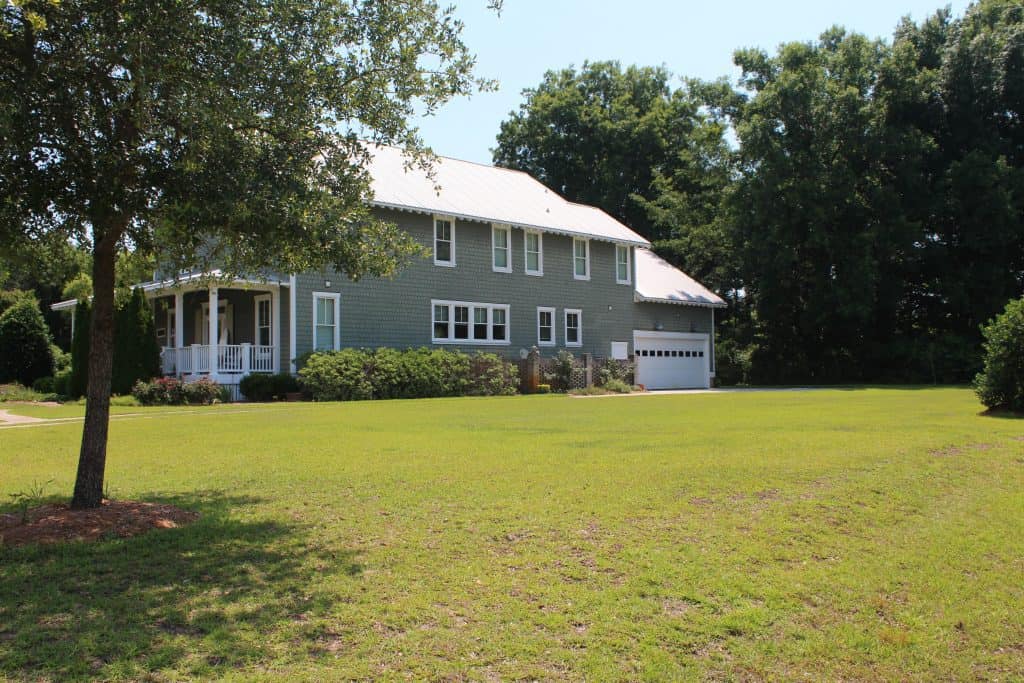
53,146,725,393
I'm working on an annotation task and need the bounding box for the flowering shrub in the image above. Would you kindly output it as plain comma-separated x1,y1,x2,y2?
132,377,224,405
298,348,518,401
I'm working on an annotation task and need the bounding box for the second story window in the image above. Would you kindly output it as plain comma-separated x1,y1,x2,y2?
492,224,511,273
434,216,455,267
616,245,631,284
525,230,543,276
573,238,590,280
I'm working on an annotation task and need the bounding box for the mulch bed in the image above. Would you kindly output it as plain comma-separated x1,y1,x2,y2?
0,500,198,548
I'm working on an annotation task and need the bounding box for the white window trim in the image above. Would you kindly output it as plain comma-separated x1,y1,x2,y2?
573,238,590,281
524,229,544,276
537,306,556,347
254,294,272,347
433,215,456,267
431,299,511,345
491,223,512,273
564,308,582,347
615,245,632,285
312,291,341,351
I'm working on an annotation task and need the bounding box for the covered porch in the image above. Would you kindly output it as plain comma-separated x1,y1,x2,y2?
146,275,285,382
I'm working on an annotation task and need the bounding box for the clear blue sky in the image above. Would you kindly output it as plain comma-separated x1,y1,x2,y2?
416,0,972,164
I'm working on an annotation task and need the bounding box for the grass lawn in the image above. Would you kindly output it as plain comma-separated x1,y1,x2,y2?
1,388,1022,681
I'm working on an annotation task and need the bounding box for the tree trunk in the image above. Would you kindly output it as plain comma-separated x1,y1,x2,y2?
71,241,117,509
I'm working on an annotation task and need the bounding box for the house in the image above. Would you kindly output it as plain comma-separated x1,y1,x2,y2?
53,146,726,392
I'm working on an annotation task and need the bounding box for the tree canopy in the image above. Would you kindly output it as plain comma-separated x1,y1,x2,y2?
1,0,495,507
494,1,1024,386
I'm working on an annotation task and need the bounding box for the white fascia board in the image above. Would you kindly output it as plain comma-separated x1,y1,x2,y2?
633,293,728,309
368,200,650,248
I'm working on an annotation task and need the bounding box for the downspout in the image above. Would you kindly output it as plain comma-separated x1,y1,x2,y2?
289,274,297,374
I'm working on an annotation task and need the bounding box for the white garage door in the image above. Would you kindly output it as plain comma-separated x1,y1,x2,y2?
633,331,710,390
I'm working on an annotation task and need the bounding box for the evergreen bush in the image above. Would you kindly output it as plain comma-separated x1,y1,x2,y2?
0,297,54,386
239,373,300,401
974,297,1024,413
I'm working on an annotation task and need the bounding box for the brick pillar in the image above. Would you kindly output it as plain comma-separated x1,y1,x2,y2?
525,346,540,393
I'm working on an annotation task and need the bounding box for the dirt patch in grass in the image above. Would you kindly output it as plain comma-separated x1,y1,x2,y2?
0,500,198,547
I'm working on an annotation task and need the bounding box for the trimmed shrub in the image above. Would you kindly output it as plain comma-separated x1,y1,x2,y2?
298,347,519,401
132,376,223,405
467,352,518,396
239,373,300,402
974,297,1024,413
603,378,632,394
299,349,373,401
0,297,54,386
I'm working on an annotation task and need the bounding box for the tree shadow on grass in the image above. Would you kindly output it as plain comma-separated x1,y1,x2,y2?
0,490,361,680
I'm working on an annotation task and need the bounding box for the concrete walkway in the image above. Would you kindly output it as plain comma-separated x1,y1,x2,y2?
0,409,47,425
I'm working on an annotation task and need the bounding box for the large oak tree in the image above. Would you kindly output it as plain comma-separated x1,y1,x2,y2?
1,0,496,508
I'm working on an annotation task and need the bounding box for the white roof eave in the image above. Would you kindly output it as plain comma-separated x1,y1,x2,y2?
633,292,728,309
369,200,650,247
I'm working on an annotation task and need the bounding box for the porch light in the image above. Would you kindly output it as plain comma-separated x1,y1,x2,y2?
324,280,331,288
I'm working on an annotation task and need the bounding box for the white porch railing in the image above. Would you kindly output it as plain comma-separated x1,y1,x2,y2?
160,344,276,376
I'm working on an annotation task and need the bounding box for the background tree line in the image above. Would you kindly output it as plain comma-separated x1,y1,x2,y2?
494,0,1024,385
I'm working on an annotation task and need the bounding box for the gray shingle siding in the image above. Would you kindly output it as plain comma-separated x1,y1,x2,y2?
291,208,642,360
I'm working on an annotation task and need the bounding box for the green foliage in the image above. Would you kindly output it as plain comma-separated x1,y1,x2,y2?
494,61,727,242
69,300,90,398
974,297,1024,412
0,289,35,317
131,377,222,406
31,376,54,394
545,350,577,392
239,373,300,402
466,353,519,397
0,296,54,386
0,383,51,402
61,274,92,302
49,344,70,373
602,378,632,394
52,368,71,397
111,288,161,396
596,360,633,387
298,348,519,401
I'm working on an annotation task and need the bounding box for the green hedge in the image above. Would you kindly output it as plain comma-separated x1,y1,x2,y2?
0,297,54,386
239,373,300,401
298,348,518,401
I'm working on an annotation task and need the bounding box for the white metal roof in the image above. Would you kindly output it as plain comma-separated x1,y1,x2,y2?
366,145,650,247
634,248,726,308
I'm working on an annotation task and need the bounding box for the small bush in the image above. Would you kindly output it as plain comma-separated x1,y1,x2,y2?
603,378,632,394
298,347,520,402
466,353,518,396
0,297,54,386
132,377,223,405
536,383,552,394
299,349,373,401
545,350,576,391
53,368,72,397
239,373,300,401
32,376,55,394
50,345,71,373
0,383,48,402
596,360,633,387
110,395,141,407
974,297,1024,413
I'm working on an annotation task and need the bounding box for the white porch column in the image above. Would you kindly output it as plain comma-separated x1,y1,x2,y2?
174,292,184,376
271,285,281,373
208,287,219,377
